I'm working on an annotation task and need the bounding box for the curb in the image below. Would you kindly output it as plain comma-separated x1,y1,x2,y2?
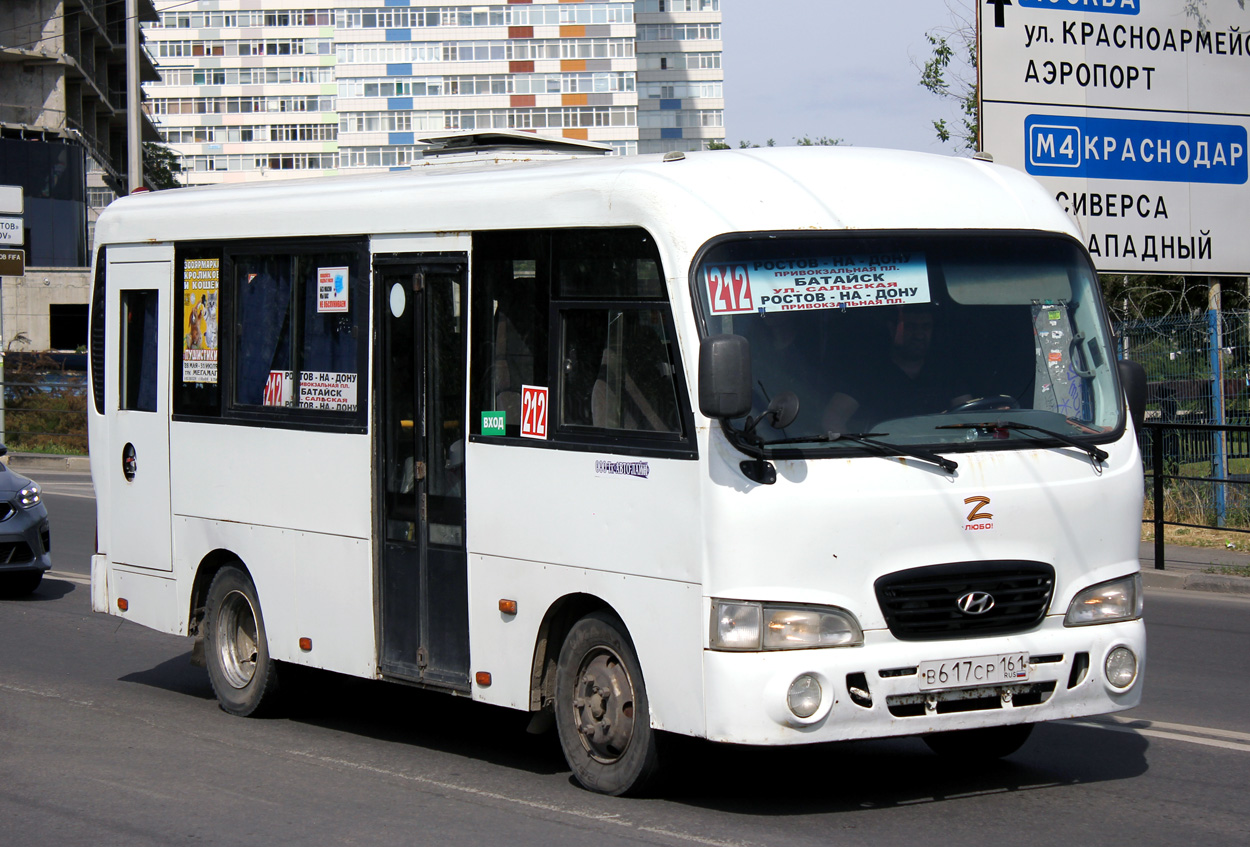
1183,573,1250,596
1142,568,1250,596
3,453,90,472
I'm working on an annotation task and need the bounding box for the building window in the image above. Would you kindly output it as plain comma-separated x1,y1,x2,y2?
49,304,88,351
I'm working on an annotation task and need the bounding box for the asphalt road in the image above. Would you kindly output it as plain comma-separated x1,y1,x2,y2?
2,471,1248,846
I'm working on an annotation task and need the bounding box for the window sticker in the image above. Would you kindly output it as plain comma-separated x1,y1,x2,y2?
263,370,292,407
704,253,930,314
481,410,506,436
262,370,359,412
182,258,219,383
317,265,350,313
520,385,548,439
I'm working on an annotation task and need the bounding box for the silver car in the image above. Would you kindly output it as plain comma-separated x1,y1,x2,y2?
0,450,51,596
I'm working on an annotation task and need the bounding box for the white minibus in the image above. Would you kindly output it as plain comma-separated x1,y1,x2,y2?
90,136,1147,795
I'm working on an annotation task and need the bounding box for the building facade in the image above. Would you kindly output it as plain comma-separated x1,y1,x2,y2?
0,0,163,351
143,0,723,185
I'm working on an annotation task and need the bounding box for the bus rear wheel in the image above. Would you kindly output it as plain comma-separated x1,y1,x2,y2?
205,566,280,716
554,611,660,796
923,723,1034,761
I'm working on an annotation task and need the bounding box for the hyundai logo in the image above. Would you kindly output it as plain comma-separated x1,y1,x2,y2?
957,591,995,615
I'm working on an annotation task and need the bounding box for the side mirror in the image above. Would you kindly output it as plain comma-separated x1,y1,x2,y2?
763,391,800,431
699,334,752,420
1117,359,1147,430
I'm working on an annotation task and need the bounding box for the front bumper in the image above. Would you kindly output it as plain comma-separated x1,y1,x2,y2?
703,616,1145,744
0,506,51,575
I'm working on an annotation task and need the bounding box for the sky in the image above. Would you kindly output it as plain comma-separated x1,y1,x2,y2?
721,0,973,153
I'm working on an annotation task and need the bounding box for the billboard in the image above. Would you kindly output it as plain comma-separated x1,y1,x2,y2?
980,0,1250,275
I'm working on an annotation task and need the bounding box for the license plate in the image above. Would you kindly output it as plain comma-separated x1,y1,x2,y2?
916,653,1030,691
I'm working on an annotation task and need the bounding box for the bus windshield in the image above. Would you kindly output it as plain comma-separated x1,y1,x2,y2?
694,233,1122,453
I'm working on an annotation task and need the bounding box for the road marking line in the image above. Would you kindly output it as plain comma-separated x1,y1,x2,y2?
290,751,753,847
1065,718,1250,753
1074,714,1250,743
0,681,95,708
46,570,91,585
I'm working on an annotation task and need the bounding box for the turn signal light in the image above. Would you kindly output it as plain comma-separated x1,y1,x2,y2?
299,637,312,652
498,599,517,615
117,598,128,612
475,671,492,687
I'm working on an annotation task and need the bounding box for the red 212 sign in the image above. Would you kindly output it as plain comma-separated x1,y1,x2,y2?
705,265,754,314
520,384,549,439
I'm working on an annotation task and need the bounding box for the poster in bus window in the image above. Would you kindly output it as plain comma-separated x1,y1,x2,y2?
317,266,349,313
263,370,358,412
182,258,219,383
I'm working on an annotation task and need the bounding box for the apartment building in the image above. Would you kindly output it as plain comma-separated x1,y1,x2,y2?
0,0,163,350
143,0,723,186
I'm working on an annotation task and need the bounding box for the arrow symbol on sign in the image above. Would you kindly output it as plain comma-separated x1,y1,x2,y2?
987,0,1012,28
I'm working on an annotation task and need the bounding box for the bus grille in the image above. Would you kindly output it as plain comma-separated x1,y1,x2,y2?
874,561,1055,640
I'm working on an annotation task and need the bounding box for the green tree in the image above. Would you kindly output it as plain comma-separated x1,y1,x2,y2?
143,142,184,190
1186,0,1247,29
918,2,978,151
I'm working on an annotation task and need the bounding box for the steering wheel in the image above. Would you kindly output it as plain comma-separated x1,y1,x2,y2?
948,395,1020,413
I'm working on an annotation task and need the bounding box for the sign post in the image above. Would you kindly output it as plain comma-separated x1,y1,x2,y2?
0,253,21,447
980,0,1250,276
0,185,22,448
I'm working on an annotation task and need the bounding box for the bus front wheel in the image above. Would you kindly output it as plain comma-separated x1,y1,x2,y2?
923,723,1034,761
554,611,660,796
204,566,280,717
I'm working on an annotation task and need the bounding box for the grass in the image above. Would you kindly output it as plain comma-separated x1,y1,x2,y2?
1201,565,1250,577
1140,522,1250,551
2,358,88,456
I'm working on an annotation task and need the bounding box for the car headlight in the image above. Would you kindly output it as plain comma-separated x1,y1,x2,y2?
1064,574,1143,626
711,600,863,650
17,481,41,509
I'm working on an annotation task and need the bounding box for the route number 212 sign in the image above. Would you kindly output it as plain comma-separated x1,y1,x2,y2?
521,385,549,439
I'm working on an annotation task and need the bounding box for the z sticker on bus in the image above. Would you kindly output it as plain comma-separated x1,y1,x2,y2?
520,385,548,439
705,254,930,315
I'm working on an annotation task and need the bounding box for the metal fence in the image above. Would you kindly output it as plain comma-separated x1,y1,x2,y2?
1121,311,1250,569
1140,420,1250,571
1,372,88,453
1119,310,1250,425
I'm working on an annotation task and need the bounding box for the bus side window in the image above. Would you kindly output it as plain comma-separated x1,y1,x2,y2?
565,308,680,434
492,295,535,425
471,236,549,438
120,290,159,412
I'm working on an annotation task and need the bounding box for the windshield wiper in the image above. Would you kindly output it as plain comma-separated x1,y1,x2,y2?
936,420,1109,463
764,431,959,474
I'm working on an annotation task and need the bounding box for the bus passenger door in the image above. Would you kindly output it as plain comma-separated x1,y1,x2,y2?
376,257,469,690
104,251,173,572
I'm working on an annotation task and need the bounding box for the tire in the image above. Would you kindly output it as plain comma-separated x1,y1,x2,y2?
0,570,42,597
923,723,1034,761
204,566,280,716
554,611,661,796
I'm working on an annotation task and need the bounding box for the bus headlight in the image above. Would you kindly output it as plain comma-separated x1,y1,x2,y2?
711,600,863,651
1064,574,1143,626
